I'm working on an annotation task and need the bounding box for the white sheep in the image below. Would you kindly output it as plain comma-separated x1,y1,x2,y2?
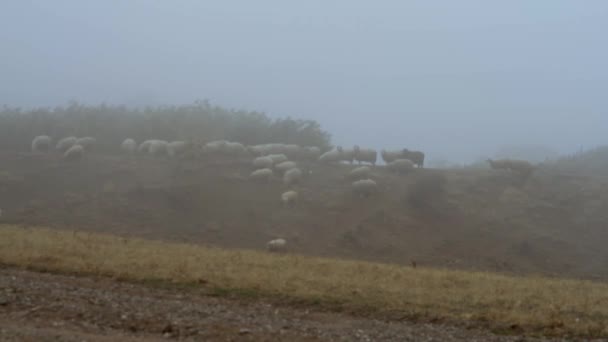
225,142,246,156
149,140,169,157
167,141,189,157
253,156,274,169
283,167,303,186
380,150,401,164
75,137,96,151
31,135,52,153
56,136,77,152
301,146,321,160
267,154,288,164
338,146,356,164
267,238,287,252
352,178,377,198
387,159,415,174
121,138,137,154
354,146,377,166
318,149,342,163
281,190,298,207
275,161,297,174
63,144,84,161
349,166,372,180
250,168,273,182
203,140,228,154
138,140,154,154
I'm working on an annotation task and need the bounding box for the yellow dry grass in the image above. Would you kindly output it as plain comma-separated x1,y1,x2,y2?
0,224,607,337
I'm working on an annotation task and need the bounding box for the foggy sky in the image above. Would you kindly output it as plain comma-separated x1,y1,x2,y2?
1,1,607,162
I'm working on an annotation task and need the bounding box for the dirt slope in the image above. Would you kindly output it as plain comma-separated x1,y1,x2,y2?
0,267,563,341
1,151,608,279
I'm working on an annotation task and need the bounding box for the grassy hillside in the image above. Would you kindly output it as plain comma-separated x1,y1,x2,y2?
1,151,608,281
1,225,607,338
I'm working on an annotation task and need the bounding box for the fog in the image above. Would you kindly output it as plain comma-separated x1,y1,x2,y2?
2,1,607,162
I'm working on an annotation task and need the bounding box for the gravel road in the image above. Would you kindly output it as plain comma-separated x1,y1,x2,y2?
0,267,583,341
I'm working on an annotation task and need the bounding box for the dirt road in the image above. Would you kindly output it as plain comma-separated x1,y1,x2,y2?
0,267,575,341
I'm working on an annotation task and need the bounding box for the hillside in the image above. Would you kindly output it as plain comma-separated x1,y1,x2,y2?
1,151,608,280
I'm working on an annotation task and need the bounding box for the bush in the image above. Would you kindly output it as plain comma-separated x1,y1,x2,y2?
0,101,332,153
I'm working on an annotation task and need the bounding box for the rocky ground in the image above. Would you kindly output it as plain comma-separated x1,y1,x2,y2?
0,267,584,342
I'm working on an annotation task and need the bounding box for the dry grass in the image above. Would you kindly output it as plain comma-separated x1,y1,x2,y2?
0,225,607,337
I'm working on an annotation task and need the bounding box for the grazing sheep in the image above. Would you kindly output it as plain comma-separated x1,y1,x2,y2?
301,146,321,160
267,154,288,164
275,161,297,174
338,146,356,164
63,144,84,161
281,190,298,207
267,238,287,252
121,138,137,154
75,137,96,151
203,140,228,154
225,142,247,156
387,159,415,174
283,167,303,186
149,140,170,157
353,145,377,166
319,148,342,163
167,141,189,157
352,178,377,198
381,150,404,164
250,168,273,182
253,156,274,169
138,140,154,154
31,135,52,153
402,149,425,168
487,158,534,175
56,136,77,152
349,166,372,180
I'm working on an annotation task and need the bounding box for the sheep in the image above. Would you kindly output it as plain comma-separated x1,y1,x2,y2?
337,146,355,164
281,190,298,207
224,142,246,156
267,238,287,252
149,140,169,157
381,150,404,164
253,156,274,169
353,145,377,166
250,168,273,182
301,146,321,161
63,144,84,161
387,159,415,174
349,166,372,180
167,141,189,157
283,167,303,186
352,178,377,198
56,136,77,152
487,158,534,175
267,154,288,165
402,149,425,168
275,161,297,174
203,140,228,154
121,138,137,154
31,135,52,153
319,149,342,163
75,137,96,151
138,140,154,154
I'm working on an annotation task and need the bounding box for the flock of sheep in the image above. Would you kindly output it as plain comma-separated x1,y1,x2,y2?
30,134,535,252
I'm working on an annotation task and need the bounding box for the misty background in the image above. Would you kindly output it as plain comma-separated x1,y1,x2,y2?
1,1,607,163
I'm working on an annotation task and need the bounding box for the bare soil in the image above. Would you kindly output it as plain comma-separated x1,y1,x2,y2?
0,267,572,341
